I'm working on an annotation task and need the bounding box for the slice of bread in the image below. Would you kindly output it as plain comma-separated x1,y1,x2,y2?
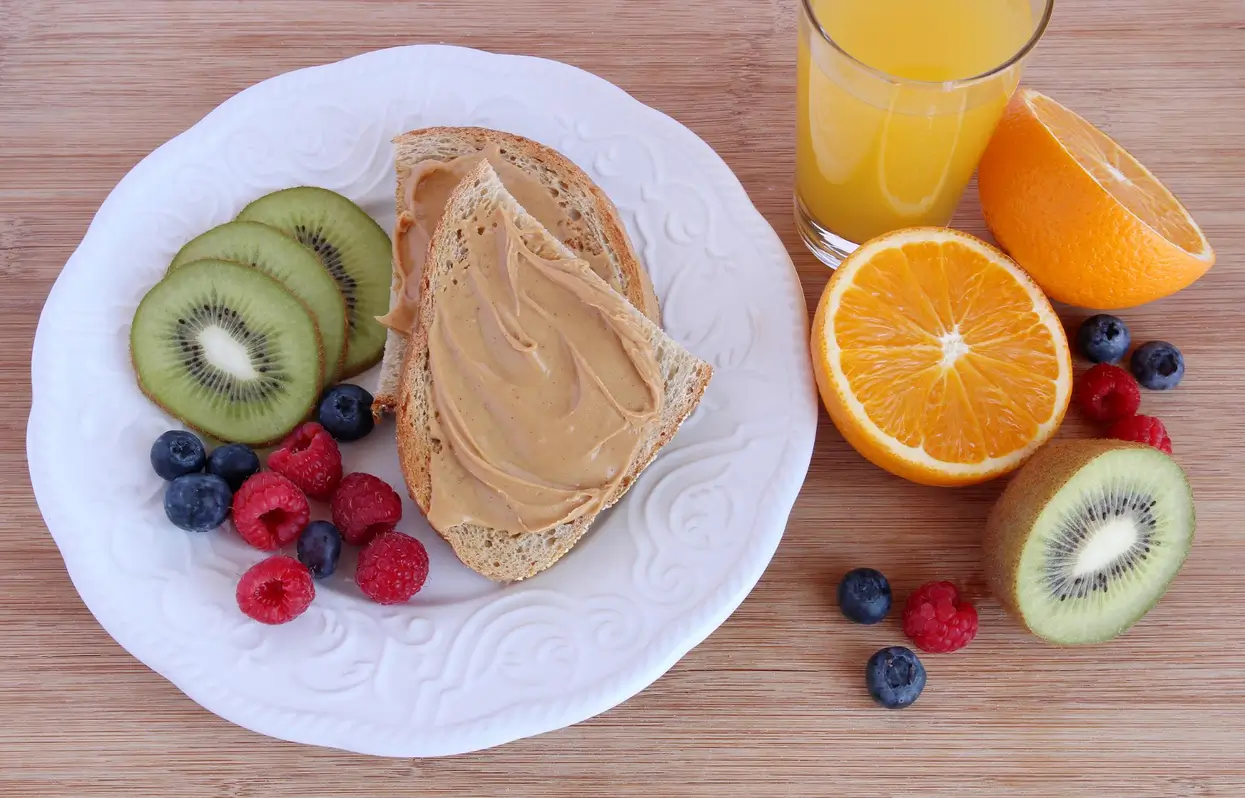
395,160,712,582
374,126,661,415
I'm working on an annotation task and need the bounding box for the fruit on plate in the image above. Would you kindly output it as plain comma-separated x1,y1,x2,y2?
1076,314,1130,364
297,521,343,580
811,227,1072,486
865,646,926,709
1077,364,1141,425
130,259,324,446
1108,414,1173,454
331,472,403,546
1130,341,1185,391
164,473,232,532
236,556,315,625
317,383,375,442
267,422,343,500
978,89,1214,310
237,187,392,378
356,531,429,605
232,472,311,551
169,220,348,386
902,581,978,654
150,429,206,480
984,439,1194,645
206,442,261,492
837,567,892,625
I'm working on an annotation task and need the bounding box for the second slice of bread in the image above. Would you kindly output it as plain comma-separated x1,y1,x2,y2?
395,160,712,582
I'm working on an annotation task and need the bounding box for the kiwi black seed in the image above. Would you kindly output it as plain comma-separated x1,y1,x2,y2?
131,259,323,446
169,220,347,386
236,187,391,378
984,440,1195,645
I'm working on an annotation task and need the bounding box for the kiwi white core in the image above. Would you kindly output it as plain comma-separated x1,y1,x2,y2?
1074,517,1138,577
1014,447,1194,645
198,325,260,380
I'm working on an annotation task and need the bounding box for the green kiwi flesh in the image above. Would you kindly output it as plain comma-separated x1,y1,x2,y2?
169,220,347,386
985,440,1194,645
236,187,391,378
131,259,323,446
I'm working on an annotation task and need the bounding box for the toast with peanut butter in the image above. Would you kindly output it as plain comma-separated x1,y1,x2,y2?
374,126,661,415
395,160,712,582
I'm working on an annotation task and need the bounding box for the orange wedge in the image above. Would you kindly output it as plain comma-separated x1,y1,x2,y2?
979,89,1214,310
812,228,1072,487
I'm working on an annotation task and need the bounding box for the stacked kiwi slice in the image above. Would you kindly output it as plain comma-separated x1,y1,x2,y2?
131,187,391,446
984,440,1195,645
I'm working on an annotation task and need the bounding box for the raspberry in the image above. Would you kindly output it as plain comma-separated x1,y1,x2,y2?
236,556,314,624
1078,363,1142,424
356,532,429,604
232,472,310,551
267,422,342,499
330,472,403,545
1109,414,1173,454
902,581,978,654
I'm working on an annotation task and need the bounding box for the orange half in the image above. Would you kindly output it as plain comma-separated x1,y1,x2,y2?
812,228,1072,486
979,89,1213,309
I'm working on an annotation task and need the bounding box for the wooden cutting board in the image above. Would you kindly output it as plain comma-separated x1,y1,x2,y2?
2,1,1243,795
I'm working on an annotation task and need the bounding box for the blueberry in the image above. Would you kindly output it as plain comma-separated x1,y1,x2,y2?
1076,314,1131,364
207,443,261,492
866,646,926,709
837,567,892,625
317,384,375,442
297,521,343,579
164,474,232,532
1131,341,1185,390
150,430,206,481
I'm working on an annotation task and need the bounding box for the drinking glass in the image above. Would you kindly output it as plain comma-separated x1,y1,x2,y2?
795,0,1054,266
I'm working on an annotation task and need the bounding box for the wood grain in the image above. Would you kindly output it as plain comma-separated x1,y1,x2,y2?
3,1,1244,795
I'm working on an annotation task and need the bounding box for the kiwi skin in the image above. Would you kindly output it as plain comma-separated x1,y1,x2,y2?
983,439,1194,645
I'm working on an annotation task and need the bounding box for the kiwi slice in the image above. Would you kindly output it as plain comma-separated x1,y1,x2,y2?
131,259,323,446
985,440,1195,645
237,187,391,378
169,220,347,386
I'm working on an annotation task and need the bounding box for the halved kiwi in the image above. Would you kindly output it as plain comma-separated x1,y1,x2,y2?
131,259,323,446
984,440,1195,645
169,220,347,386
237,187,391,378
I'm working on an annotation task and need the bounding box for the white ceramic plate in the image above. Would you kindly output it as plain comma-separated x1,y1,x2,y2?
27,45,816,757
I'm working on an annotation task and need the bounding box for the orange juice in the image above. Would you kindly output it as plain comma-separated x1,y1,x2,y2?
796,0,1042,249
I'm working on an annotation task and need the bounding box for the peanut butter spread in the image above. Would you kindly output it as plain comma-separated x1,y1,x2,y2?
377,143,618,334
425,206,664,536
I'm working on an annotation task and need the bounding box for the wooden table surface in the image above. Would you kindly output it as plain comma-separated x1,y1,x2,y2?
4,1,1244,795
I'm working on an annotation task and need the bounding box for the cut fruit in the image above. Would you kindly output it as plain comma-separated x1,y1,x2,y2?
978,89,1214,309
984,440,1195,645
812,227,1072,486
131,259,323,446
169,220,347,386
237,187,391,378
